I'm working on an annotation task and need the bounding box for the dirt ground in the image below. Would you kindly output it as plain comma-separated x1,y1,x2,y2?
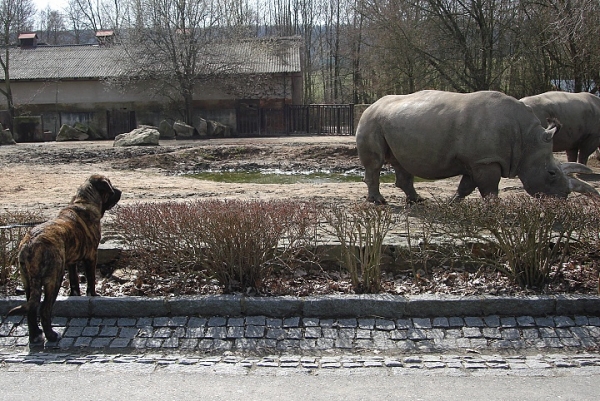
2,136,600,297
5,135,597,217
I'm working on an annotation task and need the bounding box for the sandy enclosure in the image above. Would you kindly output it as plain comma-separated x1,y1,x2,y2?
1,136,599,220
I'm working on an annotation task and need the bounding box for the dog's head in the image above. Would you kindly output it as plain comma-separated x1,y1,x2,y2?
74,174,122,216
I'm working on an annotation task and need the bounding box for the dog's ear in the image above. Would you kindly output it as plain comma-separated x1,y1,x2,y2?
90,175,114,196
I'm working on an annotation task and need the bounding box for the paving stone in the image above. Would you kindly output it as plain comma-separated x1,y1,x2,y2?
246,316,266,326
206,326,227,339
482,327,502,339
153,327,172,338
356,329,371,339
100,326,119,337
320,319,335,328
81,327,100,337
266,318,283,328
432,317,449,328
283,317,300,327
500,317,517,327
227,326,245,339
303,318,319,327
109,338,131,348
266,328,286,340
483,315,500,327
244,325,265,338
304,327,321,339
188,317,208,328
448,317,464,327
396,318,413,329
413,318,432,329
516,316,536,327
464,317,485,327
554,316,575,328
463,327,482,338
207,317,227,327
535,316,555,327
501,328,520,340
337,319,358,328
358,318,375,329
117,318,137,326
68,318,89,327
375,319,395,331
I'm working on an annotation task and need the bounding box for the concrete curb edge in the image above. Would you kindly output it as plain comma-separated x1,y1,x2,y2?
2,294,600,318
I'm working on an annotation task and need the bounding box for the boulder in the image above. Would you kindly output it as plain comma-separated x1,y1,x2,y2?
74,122,103,140
158,120,176,139
56,124,89,141
173,121,195,139
208,120,231,138
113,126,160,147
193,117,208,138
0,128,16,145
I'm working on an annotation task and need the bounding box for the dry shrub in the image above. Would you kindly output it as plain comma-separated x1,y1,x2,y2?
420,195,598,289
0,210,45,289
325,202,394,293
109,199,321,294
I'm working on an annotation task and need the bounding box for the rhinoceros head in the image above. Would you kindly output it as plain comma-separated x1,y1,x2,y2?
518,123,598,198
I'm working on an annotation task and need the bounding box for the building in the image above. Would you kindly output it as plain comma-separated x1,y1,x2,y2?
1,33,303,141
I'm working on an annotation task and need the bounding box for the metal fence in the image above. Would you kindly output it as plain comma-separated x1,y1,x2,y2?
236,104,354,136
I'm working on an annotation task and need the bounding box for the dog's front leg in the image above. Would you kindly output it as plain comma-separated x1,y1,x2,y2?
82,258,98,296
67,263,81,296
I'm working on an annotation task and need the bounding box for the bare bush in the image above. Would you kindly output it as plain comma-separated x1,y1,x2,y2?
109,199,321,294
420,195,598,289
325,202,394,293
0,210,45,291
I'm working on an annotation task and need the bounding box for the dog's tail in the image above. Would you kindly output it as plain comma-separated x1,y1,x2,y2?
6,303,29,316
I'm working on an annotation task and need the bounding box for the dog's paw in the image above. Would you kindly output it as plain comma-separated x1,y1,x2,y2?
45,330,61,343
29,333,45,345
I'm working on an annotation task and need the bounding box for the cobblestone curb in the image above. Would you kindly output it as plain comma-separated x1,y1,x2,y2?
2,294,600,318
1,314,599,354
2,350,600,375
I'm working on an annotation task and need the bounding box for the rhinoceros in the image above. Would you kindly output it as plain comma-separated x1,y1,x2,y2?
520,91,600,165
355,90,598,204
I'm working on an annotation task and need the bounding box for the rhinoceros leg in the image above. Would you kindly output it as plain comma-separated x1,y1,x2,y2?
388,157,423,204
566,149,579,163
576,137,600,165
452,164,501,202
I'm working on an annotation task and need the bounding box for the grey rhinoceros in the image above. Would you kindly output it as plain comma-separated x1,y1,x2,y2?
356,90,598,204
520,91,600,165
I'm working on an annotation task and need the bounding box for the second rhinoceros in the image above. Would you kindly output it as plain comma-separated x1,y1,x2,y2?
355,90,598,204
520,91,600,165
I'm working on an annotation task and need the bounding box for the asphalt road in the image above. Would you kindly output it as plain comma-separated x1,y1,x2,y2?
1,366,599,401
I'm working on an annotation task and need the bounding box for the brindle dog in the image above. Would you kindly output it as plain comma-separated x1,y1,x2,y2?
8,175,121,344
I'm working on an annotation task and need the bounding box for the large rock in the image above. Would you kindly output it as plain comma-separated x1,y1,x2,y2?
173,121,195,139
74,122,103,140
56,124,89,141
208,120,231,138
113,126,159,147
158,120,176,139
193,117,208,138
0,127,15,145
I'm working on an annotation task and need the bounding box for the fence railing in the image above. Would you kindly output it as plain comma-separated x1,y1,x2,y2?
236,104,355,136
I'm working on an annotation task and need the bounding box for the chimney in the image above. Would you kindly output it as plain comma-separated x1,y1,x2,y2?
18,33,38,49
96,30,115,46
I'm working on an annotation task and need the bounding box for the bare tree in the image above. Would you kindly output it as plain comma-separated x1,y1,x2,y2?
0,0,35,129
119,0,245,124
37,6,66,45
543,0,600,93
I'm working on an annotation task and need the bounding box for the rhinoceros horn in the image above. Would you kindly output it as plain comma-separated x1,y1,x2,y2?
568,176,599,194
560,162,594,175
542,118,561,142
560,163,599,194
